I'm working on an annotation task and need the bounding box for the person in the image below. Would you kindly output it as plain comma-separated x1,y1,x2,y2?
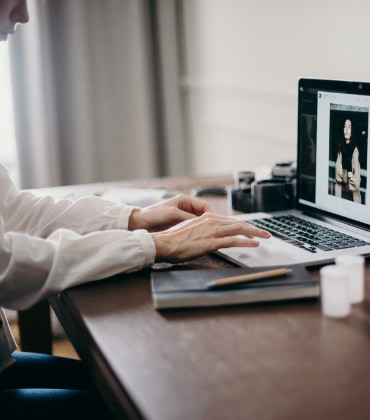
334,118,361,203
0,1,271,418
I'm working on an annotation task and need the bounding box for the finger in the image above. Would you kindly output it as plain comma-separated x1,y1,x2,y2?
198,215,271,239
175,195,212,215
159,208,197,228
214,223,270,240
168,213,270,238
236,221,271,239
213,236,262,250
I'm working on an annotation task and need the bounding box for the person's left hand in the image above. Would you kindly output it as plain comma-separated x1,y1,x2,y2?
128,194,212,232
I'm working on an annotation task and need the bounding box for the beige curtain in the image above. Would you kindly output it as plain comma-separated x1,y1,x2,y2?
9,0,185,188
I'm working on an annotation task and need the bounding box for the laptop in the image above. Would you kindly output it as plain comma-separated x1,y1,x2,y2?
218,78,370,268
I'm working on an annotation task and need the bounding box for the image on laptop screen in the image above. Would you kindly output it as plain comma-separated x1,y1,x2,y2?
297,79,370,228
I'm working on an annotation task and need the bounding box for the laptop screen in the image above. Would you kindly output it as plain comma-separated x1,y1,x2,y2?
297,78,370,228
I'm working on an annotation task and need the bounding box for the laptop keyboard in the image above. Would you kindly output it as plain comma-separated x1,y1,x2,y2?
249,215,369,253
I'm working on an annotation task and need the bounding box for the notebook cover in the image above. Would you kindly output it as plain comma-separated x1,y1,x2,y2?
151,264,320,310
151,265,320,309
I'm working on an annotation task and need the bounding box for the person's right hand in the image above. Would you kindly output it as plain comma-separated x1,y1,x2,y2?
151,212,271,263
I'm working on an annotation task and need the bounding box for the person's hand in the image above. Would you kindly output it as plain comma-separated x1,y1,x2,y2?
151,212,271,263
128,194,212,232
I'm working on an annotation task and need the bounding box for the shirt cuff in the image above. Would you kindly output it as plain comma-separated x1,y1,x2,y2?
132,229,156,266
117,205,140,230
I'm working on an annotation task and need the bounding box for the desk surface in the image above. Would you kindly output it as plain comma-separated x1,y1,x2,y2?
49,175,370,420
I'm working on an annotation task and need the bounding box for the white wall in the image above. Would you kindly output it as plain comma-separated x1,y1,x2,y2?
181,0,370,175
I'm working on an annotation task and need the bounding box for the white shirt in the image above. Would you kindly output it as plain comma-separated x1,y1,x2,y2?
0,163,156,374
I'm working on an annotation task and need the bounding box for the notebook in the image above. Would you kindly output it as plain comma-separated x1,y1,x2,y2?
218,78,370,267
151,264,320,310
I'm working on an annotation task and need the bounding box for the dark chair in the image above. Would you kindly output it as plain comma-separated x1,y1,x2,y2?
17,300,52,354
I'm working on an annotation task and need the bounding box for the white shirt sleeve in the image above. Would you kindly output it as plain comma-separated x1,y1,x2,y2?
0,165,156,310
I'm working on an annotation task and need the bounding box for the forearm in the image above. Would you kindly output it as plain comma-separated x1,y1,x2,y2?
2,190,136,237
0,226,155,310
0,164,137,237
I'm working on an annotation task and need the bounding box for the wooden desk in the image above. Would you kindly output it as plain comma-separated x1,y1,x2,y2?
48,175,370,420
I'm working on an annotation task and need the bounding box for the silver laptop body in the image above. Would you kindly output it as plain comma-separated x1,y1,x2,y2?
218,78,370,267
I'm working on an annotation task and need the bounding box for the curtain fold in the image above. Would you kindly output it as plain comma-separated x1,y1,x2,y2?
9,0,60,187
9,0,164,188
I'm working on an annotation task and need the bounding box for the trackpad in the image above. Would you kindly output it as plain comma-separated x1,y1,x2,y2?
218,237,302,267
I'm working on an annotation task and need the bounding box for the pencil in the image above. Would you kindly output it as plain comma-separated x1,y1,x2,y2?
206,268,292,289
